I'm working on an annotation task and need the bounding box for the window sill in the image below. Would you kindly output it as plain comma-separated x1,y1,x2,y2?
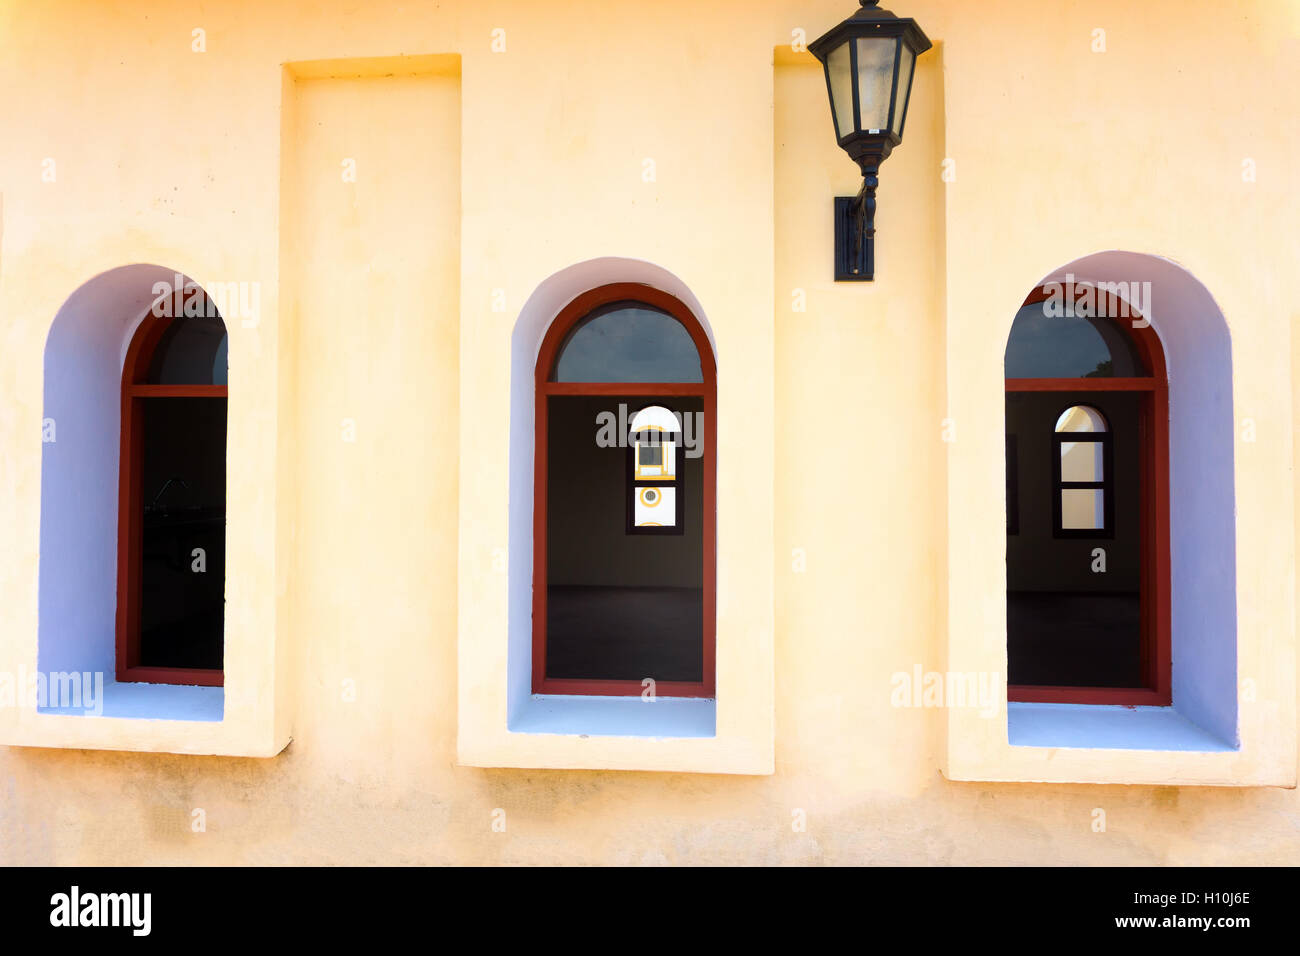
1008,702,1235,752
944,700,1293,788
37,679,224,722
0,680,284,756
509,694,715,738
459,695,771,776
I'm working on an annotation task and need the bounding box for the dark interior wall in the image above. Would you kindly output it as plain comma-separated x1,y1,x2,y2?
138,396,227,668
1005,391,1141,593
140,397,228,512
547,395,703,588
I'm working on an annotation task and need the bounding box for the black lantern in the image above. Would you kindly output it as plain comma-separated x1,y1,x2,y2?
809,0,932,281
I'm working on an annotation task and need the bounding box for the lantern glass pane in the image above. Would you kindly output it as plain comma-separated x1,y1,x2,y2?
891,44,915,137
855,37,896,133
826,42,855,139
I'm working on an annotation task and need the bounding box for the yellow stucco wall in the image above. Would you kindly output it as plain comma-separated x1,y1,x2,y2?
0,0,1297,863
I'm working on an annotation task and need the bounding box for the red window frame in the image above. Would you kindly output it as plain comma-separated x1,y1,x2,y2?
115,304,227,687
532,283,716,698
1006,286,1171,706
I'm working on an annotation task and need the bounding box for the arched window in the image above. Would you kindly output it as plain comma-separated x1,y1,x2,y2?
1054,405,1111,535
1004,285,1169,704
533,284,715,697
117,288,228,686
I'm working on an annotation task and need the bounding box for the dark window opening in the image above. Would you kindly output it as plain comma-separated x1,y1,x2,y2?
533,284,716,697
118,303,228,685
546,396,703,683
138,398,227,670
1005,392,1140,689
1003,285,1170,705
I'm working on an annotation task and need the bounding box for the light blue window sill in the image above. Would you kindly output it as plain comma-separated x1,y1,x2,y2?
1009,702,1237,752
38,679,224,722
509,694,715,739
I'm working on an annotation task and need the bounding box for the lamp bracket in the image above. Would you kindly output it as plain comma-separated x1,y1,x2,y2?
834,161,881,282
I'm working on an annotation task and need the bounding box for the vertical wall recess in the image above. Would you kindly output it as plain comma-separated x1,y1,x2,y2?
278,57,461,767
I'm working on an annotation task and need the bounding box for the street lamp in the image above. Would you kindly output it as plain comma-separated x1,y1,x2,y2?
809,0,932,281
